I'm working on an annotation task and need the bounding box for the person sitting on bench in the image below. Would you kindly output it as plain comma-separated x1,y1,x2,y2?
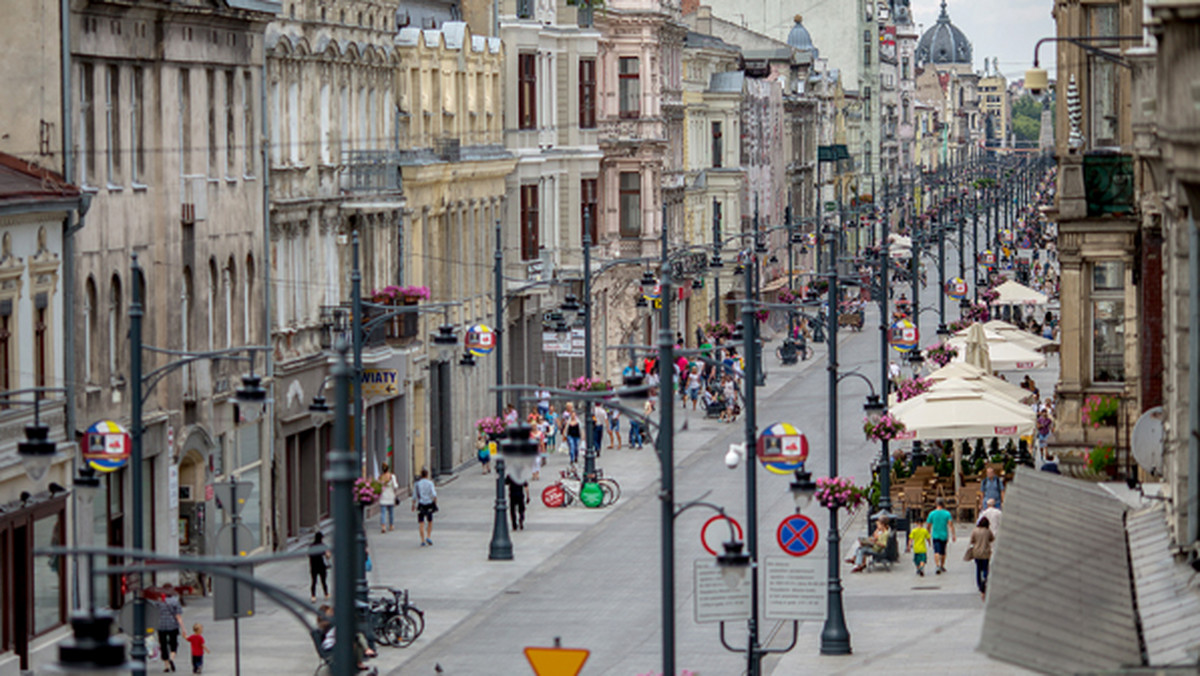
847,516,890,573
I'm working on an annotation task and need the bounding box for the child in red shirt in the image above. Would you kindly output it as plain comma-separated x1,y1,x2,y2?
185,623,210,674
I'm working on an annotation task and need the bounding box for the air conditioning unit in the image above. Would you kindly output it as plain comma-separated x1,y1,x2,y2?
181,175,208,223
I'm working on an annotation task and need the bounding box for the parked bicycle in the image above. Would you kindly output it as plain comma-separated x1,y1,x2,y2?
541,465,620,508
366,586,425,648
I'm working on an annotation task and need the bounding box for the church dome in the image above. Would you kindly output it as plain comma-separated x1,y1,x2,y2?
915,1,972,66
787,15,818,58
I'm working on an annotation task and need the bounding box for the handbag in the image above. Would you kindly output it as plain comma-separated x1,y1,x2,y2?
365,555,373,572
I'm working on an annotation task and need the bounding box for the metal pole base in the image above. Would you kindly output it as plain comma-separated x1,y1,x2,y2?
488,459,513,561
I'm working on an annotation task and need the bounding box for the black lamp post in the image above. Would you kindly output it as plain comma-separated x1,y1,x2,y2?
124,255,271,675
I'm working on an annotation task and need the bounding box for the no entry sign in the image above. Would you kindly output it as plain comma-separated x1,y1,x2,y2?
776,514,819,557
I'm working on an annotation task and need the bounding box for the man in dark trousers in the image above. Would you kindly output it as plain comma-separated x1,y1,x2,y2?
507,474,529,530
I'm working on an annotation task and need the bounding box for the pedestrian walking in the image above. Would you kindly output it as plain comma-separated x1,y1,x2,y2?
591,401,606,454
477,431,492,474
925,498,957,574
506,474,529,531
308,531,331,602
412,468,437,547
607,406,622,449
965,516,995,600
908,520,930,576
686,366,702,410
978,498,1002,537
980,466,1005,509
378,463,398,533
185,623,210,674
564,404,582,464
536,383,551,417
155,584,185,672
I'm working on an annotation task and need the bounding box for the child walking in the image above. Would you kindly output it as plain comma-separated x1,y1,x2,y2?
908,520,931,576
186,623,210,674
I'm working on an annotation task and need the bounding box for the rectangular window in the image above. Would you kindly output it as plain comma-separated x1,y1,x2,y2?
0,310,11,402
520,184,539,261
289,82,301,163
711,121,723,168
864,87,872,122
207,69,217,176
131,67,144,183
80,63,95,185
242,71,254,176
901,57,909,80
34,306,47,394
578,58,596,129
619,57,640,119
180,69,191,175
863,29,872,66
1092,261,1124,383
581,178,598,244
225,70,236,175
619,171,641,238
518,54,537,130
105,65,120,184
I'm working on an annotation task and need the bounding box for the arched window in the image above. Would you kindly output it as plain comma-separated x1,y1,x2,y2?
208,258,218,349
84,276,97,383
225,256,236,347
244,254,255,342
108,274,122,380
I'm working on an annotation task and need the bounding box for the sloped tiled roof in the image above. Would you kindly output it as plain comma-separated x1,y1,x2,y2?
1128,504,1200,665
978,468,1142,674
0,153,79,209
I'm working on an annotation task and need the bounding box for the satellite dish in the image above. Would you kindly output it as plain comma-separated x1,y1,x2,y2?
1130,406,1163,477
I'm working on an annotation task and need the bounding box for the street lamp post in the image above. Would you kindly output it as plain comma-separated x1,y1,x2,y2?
658,200,677,676
349,233,368,610
820,221,852,655
741,245,764,674
490,220,512,561
126,256,270,675
877,192,892,514
582,223,597,483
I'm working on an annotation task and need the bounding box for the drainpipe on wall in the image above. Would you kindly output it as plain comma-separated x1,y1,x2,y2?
260,51,276,549
1189,214,1199,547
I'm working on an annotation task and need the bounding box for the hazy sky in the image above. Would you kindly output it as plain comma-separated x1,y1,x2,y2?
909,0,1056,82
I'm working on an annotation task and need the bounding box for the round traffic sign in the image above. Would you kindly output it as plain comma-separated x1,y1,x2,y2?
757,422,809,475
541,484,566,508
580,482,604,508
776,514,819,557
701,515,744,557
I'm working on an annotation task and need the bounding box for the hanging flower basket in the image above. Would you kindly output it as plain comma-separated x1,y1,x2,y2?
354,477,382,505
1088,444,1116,474
980,288,1000,305
567,376,610,393
863,413,907,442
924,342,958,368
701,321,733,341
895,377,931,403
476,416,505,437
778,288,797,304
814,476,867,511
1082,394,1119,428
755,309,769,322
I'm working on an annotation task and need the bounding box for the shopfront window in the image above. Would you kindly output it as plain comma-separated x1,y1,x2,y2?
234,466,261,549
33,513,64,634
1092,261,1124,383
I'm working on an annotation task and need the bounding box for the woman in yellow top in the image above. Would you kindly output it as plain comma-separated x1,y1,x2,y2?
908,522,930,576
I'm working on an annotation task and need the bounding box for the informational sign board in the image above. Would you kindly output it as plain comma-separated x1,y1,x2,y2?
693,560,752,624
542,331,563,353
467,324,496,356
542,484,566,508
213,521,256,621
361,369,399,397
561,329,585,358
889,319,919,353
945,277,968,301
763,556,826,621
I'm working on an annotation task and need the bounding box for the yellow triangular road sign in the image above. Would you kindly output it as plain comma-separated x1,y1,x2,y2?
524,646,589,676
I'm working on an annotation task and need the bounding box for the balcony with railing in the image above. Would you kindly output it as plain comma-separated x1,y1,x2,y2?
319,301,419,350
340,150,404,194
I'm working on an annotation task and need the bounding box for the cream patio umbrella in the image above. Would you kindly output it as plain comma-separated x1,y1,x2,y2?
981,319,1055,351
889,380,1037,491
961,322,992,372
923,362,1035,404
993,280,1049,306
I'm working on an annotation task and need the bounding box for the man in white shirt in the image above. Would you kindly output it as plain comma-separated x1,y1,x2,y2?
978,498,1001,538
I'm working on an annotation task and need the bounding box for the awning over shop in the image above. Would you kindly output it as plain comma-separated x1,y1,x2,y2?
979,469,1141,674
